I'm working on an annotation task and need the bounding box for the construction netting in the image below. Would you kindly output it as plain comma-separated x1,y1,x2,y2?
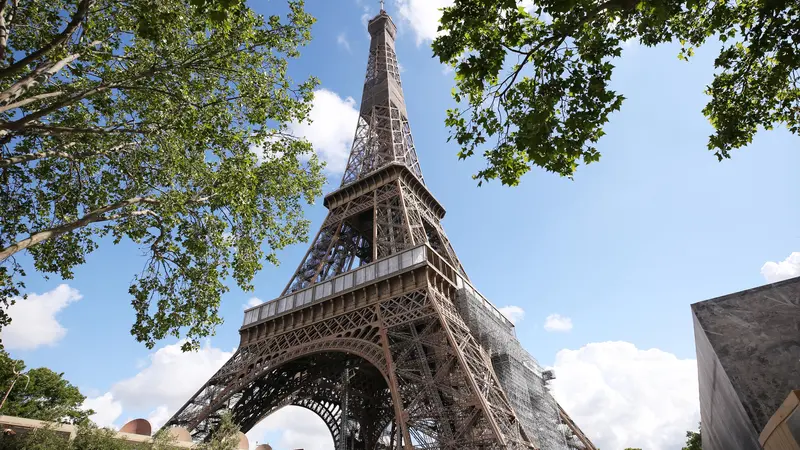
455,289,586,450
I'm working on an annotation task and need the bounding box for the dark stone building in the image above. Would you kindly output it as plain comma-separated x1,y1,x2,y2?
692,276,800,450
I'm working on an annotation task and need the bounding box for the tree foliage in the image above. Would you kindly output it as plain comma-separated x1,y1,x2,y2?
0,422,185,450
0,349,92,424
0,0,325,350
682,422,702,450
188,0,246,23
432,0,800,185
198,411,240,450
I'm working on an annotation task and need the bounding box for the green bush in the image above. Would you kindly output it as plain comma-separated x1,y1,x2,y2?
0,413,243,449
0,423,184,450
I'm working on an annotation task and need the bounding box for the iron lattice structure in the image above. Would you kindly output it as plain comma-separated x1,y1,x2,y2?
164,10,597,450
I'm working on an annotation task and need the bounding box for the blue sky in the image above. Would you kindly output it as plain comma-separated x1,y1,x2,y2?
3,1,799,449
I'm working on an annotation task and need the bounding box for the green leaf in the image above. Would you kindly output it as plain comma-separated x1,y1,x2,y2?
0,0,324,351
431,0,800,186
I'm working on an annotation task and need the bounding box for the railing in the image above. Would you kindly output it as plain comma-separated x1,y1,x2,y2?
243,245,428,326
456,273,516,329
426,249,514,329
242,243,514,329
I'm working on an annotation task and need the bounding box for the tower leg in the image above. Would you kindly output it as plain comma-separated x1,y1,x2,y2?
164,287,533,449
339,367,349,450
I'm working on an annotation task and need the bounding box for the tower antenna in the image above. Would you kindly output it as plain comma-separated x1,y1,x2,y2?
380,0,385,11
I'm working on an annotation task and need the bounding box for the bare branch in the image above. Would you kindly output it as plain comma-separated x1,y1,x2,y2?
12,123,145,136
0,53,79,105
104,209,159,221
0,0,17,62
0,188,217,262
0,59,160,128
0,142,134,167
0,0,93,79
0,85,109,133
0,195,158,262
0,90,63,114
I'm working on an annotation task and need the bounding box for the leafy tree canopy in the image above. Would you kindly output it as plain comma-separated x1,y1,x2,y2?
0,0,325,351
0,349,92,424
0,350,241,448
433,0,800,185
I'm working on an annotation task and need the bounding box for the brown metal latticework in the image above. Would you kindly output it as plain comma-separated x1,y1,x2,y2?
164,9,596,450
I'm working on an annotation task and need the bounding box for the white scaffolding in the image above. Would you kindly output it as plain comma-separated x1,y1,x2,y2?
455,288,586,450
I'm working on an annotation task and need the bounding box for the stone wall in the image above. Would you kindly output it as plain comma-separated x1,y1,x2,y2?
692,276,800,450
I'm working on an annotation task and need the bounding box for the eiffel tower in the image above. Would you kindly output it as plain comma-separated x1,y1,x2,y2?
164,7,596,450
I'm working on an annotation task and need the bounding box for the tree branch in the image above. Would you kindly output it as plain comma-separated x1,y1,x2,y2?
0,196,158,262
0,85,109,133
0,0,93,79
114,85,198,106
0,59,157,129
0,90,63,114
0,53,79,105
0,0,17,62
0,142,134,167
104,209,159,221
14,123,146,136
495,0,618,100
0,188,215,262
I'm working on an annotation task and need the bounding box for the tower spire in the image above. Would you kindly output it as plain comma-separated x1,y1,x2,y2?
339,8,424,186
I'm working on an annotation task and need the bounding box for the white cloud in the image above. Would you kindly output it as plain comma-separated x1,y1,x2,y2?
337,32,351,52
81,341,233,430
83,393,123,428
110,341,233,413
550,341,700,450
498,305,525,324
761,252,800,283
622,38,638,48
518,0,535,10
80,340,335,450
393,0,535,45
2,284,80,350
251,406,333,450
360,5,375,39
289,89,359,174
249,137,284,166
244,297,263,310
393,0,453,45
543,313,573,332
146,405,171,431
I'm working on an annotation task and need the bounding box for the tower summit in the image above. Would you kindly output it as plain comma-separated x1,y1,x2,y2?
341,8,423,186
164,8,596,450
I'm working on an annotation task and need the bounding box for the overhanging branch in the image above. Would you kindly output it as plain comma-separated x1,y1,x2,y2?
0,196,158,262
0,0,93,79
